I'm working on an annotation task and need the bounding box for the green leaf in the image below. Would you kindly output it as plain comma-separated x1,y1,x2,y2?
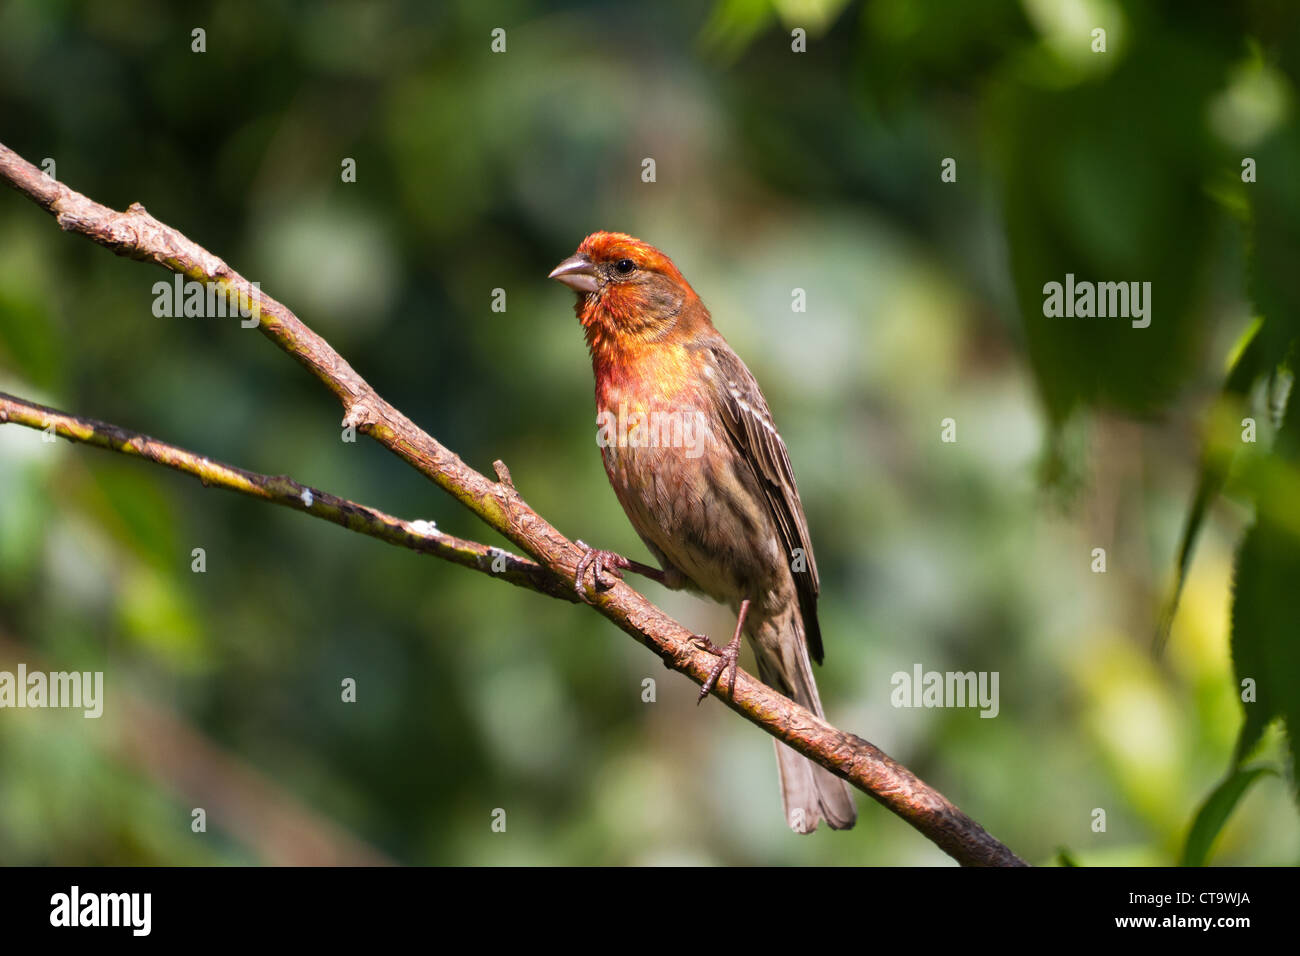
1155,321,1266,655
1054,846,1081,867
1247,125,1300,365
988,33,1230,426
1230,514,1300,781
1180,764,1275,867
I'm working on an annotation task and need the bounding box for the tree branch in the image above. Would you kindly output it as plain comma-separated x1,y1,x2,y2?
0,141,1027,866
0,391,575,602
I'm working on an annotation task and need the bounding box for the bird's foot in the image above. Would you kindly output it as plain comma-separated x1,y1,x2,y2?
692,631,742,704
691,598,751,704
573,540,631,599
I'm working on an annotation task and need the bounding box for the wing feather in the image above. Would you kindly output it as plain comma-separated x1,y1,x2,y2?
704,341,824,664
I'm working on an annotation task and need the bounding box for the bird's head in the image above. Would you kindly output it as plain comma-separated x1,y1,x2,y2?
549,232,707,355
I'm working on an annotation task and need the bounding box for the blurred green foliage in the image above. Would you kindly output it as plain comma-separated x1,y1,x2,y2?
1,0,1298,865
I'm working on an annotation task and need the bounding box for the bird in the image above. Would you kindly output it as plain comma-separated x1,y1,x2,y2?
548,231,857,833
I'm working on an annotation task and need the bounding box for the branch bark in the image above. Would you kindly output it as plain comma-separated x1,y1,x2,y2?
0,391,575,602
0,141,1028,866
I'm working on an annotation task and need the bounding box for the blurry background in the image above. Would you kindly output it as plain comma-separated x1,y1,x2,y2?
1,0,1298,865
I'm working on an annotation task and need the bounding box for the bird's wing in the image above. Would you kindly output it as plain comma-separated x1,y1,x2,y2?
704,340,824,664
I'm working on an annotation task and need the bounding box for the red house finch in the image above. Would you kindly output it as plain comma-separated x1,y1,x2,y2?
549,231,856,832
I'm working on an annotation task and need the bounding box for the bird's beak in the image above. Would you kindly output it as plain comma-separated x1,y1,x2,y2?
548,254,599,294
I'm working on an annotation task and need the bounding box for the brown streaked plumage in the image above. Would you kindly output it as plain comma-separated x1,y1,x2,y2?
550,231,856,833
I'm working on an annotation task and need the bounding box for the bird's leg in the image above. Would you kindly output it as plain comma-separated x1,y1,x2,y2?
692,598,750,704
574,539,670,598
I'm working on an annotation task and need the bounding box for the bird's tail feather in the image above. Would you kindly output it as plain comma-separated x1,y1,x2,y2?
754,615,857,833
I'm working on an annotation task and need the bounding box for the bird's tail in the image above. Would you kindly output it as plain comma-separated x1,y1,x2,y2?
752,609,857,833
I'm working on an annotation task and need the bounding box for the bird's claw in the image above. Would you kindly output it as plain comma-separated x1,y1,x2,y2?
574,540,630,600
692,632,742,704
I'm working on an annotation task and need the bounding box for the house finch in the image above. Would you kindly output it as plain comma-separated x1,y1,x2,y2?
549,231,857,833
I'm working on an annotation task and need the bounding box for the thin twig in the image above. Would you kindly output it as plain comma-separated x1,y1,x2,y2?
0,391,574,602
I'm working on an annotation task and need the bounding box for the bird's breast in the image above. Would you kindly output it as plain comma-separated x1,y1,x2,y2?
593,373,783,608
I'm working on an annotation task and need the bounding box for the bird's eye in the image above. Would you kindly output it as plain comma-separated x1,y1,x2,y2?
614,259,635,275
